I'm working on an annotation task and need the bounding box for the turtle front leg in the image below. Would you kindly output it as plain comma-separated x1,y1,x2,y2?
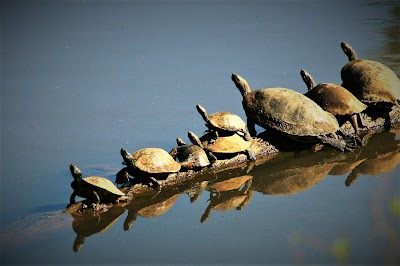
70,191,77,204
247,118,257,137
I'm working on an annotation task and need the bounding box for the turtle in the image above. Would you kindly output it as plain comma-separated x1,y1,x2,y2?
196,104,251,141
188,131,256,161
69,164,126,207
169,136,217,170
300,69,367,134
231,73,357,151
340,41,400,126
120,148,181,191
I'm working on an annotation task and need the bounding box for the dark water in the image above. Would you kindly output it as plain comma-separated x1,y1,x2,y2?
1,0,399,264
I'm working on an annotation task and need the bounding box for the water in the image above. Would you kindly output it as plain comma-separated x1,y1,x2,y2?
1,0,399,264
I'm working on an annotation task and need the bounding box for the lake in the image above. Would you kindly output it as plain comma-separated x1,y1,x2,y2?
1,0,399,264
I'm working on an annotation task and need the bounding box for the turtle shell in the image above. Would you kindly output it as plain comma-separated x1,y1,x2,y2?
243,88,340,136
341,59,400,104
204,134,251,154
131,148,181,174
208,112,247,132
305,83,367,115
83,176,125,196
176,144,211,167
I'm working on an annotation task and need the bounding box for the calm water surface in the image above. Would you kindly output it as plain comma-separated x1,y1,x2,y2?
1,0,399,264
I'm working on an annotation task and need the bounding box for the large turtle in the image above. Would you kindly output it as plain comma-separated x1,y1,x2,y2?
340,41,400,126
188,131,256,161
120,148,181,191
69,164,126,207
301,69,367,134
196,104,251,141
169,136,217,170
231,73,356,151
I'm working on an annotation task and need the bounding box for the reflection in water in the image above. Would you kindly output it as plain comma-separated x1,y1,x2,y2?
201,174,253,223
123,193,180,231
57,130,400,253
65,204,125,252
345,131,400,186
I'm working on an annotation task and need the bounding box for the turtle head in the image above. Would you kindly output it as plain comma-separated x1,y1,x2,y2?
341,41,358,61
196,104,209,123
120,148,133,166
231,73,251,97
70,164,83,182
176,137,186,146
300,69,316,91
188,131,204,148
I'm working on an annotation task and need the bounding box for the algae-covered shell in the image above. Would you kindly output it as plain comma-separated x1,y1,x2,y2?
241,87,339,136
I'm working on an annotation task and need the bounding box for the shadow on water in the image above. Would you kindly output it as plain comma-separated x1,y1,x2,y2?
3,129,397,254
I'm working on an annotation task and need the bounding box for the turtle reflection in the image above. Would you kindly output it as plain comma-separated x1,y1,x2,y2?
345,131,400,186
251,148,343,196
200,174,253,223
65,203,126,252
123,193,180,231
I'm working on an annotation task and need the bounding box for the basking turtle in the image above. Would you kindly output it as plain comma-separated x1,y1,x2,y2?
120,148,181,190
196,104,251,140
301,69,367,134
69,164,126,207
231,73,356,151
169,136,217,170
341,42,400,126
188,131,256,161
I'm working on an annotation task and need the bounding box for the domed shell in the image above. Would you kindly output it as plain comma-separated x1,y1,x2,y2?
208,111,247,131
342,60,400,104
340,42,400,105
305,83,367,115
243,88,340,136
83,176,125,196
204,134,251,153
131,148,181,173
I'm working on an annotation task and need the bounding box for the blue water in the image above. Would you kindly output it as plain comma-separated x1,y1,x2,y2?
1,0,399,264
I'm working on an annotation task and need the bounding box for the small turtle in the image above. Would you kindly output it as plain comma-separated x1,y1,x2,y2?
69,164,126,207
120,148,181,191
169,136,217,170
301,69,367,134
188,131,256,161
341,41,400,107
196,104,251,141
231,73,356,151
